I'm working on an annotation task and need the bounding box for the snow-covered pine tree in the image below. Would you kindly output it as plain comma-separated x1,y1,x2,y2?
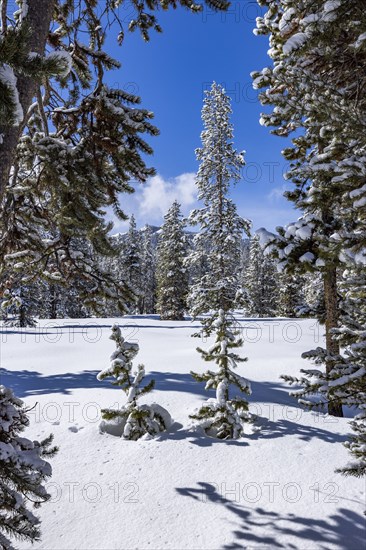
298,272,325,321
156,201,188,320
331,182,366,479
277,272,305,318
258,219,344,417
35,282,61,320
97,325,170,440
0,385,58,548
245,235,279,317
122,216,143,313
1,286,37,328
251,0,366,416
140,225,157,314
188,83,250,329
190,309,252,439
187,83,252,439
282,266,366,476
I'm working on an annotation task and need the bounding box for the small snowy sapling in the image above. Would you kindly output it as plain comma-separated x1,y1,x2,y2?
190,310,252,439
97,324,171,440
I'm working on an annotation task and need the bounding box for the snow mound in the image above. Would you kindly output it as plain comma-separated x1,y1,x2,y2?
99,403,172,440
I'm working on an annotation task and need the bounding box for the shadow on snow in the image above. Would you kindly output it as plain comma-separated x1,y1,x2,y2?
0,368,208,398
0,369,347,444
176,482,366,549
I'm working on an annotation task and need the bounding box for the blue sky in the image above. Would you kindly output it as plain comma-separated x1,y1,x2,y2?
104,1,297,233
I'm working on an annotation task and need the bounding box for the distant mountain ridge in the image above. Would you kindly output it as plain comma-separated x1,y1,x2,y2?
112,224,250,251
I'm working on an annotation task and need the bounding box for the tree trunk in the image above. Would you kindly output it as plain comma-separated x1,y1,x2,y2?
0,0,55,199
323,267,343,417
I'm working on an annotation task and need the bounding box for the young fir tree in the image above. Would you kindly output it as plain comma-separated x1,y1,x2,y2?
251,1,366,416
0,385,58,548
97,325,170,440
245,235,279,317
156,201,188,320
187,83,252,439
190,309,252,439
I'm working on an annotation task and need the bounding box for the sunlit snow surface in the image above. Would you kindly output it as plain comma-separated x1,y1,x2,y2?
1,316,365,549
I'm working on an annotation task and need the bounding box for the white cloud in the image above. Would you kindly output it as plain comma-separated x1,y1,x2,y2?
267,184,291,201
139,172,197,221
108,172,295,234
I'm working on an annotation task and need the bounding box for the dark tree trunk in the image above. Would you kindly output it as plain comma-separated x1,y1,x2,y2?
0,0,55,199
324,267,343,417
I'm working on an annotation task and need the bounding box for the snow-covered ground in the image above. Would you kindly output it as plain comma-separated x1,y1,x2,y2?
1,316,365,549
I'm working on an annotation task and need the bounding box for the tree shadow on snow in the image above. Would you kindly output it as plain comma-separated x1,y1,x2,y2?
0,369,209,399
146,371,208,397
0,368,111,397
157,422,250,448
249,417,346,444
0,370,350,447
176,482,366,549
249,380,299,407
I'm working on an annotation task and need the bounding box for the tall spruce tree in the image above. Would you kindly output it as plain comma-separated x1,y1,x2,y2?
253,6,366,497
0,385,58,548
251,0,366,416
188,83,250,329
156,201,188,320
188,83,252,439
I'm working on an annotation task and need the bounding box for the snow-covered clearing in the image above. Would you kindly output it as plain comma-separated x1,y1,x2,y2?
1,316,365,549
